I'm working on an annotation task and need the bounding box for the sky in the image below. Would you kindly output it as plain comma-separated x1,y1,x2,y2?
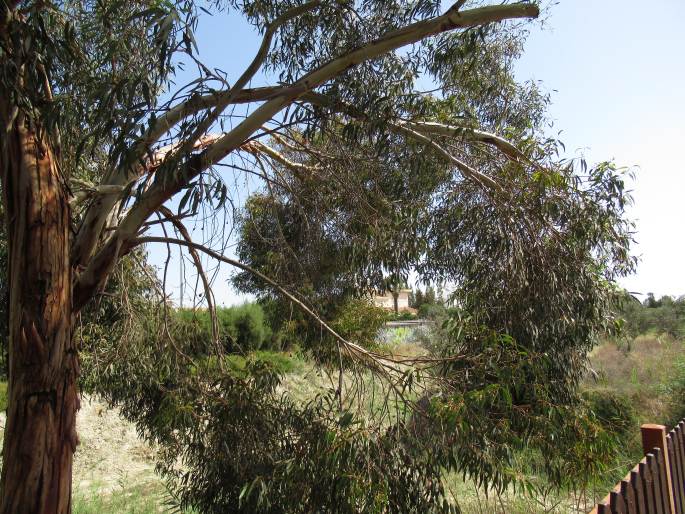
148,0,685,305
514,0,685,299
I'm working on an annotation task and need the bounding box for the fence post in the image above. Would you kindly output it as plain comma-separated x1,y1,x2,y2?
642,423,677,514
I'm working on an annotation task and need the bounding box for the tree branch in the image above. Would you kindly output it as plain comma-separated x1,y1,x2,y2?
71,135,223,268
132,236,399,374
400,120,534,165
73,2,538,311
298,91,505,190
71,1,322,269
242,140,320,176
149,1,323,182
157,206,219,348
392,124,502,191
127,1,320,182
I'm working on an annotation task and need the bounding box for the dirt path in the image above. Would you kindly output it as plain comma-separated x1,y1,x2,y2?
72,397,159,493
0,396,159,495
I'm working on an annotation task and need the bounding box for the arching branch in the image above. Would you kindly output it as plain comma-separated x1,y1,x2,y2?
391,124,502,191
73,2,539,311
297,91,506,190
132,235,402,376
400,120,534,165
242,140,320,176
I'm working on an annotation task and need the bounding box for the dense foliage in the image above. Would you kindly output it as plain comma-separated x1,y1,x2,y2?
177,304,273,352
0,0,640,512
83,306,450,513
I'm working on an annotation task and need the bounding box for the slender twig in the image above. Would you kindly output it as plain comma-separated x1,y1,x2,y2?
157,206,220,351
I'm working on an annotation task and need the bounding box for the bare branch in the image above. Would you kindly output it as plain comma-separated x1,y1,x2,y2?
451,0,468,12
121,3,322,180
69,184,125,208
243,140,320,176
401,120,534,165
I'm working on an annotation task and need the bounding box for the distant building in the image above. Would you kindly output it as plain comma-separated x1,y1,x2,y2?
372,289,412,312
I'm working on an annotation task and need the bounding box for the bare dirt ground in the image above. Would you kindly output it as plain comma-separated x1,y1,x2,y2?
0,396,159,495
72,397,158,494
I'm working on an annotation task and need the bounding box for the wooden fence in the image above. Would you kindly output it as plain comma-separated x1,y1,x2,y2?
591,422,685,514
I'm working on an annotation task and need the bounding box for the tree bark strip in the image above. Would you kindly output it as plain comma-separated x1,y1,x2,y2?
0,114,78,514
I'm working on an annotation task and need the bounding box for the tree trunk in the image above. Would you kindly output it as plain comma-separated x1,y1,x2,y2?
0,114,78,513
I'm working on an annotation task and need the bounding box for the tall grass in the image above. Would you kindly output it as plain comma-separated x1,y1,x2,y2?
588,333,685,423
584,333,685,487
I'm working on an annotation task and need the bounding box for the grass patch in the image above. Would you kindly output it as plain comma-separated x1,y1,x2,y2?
194,351,305,379
581,334,685,487
253,350,304,374
0,381,6,411
588,334,685,423
443,472,585,513
73,482,166,514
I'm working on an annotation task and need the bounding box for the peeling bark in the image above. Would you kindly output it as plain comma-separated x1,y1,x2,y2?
0,114,78,514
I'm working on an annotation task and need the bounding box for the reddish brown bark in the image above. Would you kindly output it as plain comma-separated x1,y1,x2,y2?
0,114,78,513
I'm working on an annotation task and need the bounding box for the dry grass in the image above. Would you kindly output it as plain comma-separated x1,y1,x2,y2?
588,333,685,422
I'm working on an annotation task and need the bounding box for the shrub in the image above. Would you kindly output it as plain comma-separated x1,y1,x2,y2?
228,303,271,352
331,298,387,350
387,311,417,321
583,389,637,438
417,303,446,320
176,303,272,354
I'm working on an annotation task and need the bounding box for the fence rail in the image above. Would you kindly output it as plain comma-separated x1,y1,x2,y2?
591,422,685,514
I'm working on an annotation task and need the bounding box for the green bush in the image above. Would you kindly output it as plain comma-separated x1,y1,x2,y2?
417,303,446,320
387,311,417,321
583,389,637,438
176,303,273,354
331,298,387,350
221,303,271,352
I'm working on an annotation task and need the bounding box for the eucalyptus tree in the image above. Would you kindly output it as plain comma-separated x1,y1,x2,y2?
0,0,635,512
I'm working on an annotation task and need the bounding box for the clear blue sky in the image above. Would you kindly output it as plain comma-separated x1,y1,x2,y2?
148,0,685,305
514,0,685,299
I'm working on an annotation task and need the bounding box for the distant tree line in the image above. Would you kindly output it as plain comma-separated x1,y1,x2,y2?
619,293,685,339
409,286,447,320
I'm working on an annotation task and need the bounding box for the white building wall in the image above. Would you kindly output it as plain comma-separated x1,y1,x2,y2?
372,291,411,311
